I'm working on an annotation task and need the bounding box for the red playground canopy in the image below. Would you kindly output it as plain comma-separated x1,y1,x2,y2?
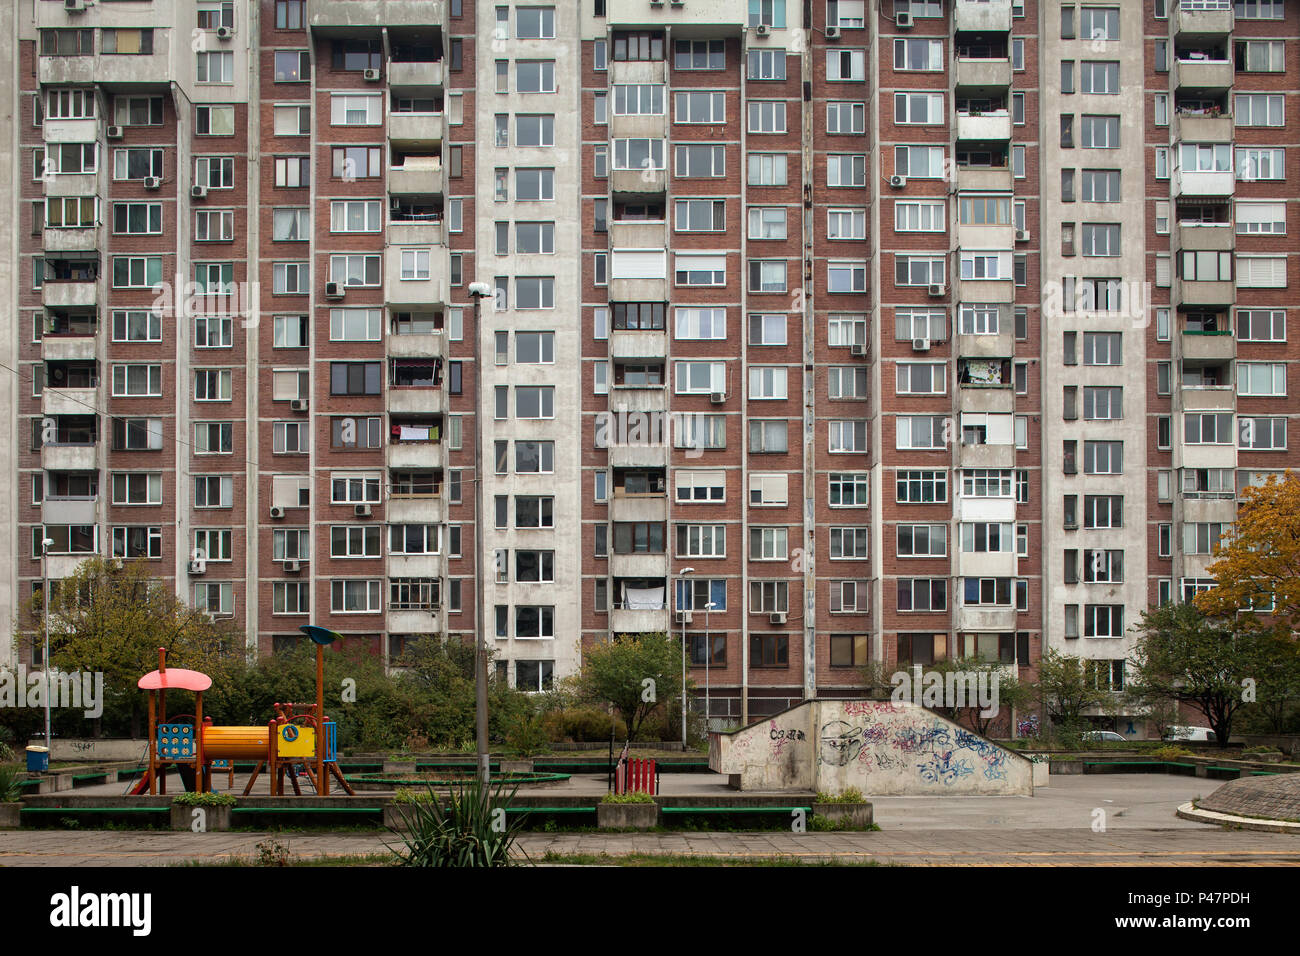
137,668,213,692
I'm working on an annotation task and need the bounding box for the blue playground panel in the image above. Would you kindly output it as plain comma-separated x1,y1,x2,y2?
157,723,195,760
325,722,337,762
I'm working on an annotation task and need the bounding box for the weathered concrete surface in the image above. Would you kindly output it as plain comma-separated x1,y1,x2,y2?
710,699,1033,796
1197,773,1300,822
596,803,660,829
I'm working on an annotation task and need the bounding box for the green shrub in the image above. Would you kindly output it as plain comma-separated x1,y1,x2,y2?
0,763,23,802
815,787,867,804
504,712,549,757
600,791,656,804
1152,745,1194,760
254,837,292,867
386,778,523,867
540,708,627,743
392,787,433,805
1243,745,1282,755
172,792,236,807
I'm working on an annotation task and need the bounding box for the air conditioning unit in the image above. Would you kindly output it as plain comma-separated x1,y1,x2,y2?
187,560,206,575
675,611,692,624
355,504,373,517
769,612,787,625
912,338,931,352
896,12,913,28
191,185,208,200
709,391,726,404
290,399,309,412
325,281,344,299
1016,229,1030,242
889,175,907,188
143,176,162,190
850,343,866,356
283,560,301,573
106,126,124,140
269,506,285,519
927,283,945,297
216,25,234,40
825,25,841,39
65,0,86,12
755,24,771,37
363,68,381,82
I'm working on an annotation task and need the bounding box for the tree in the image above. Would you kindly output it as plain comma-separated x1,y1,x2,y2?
1128,603,1290,746
868,657,1033,737
574,633,686,742
13,557,243,736
1034,650,1108,729
1195,470,1300,632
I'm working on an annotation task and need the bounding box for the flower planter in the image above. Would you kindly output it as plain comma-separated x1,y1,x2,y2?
0,803,21,828
811,803,873,829
170,804,232,832
597,802,660,829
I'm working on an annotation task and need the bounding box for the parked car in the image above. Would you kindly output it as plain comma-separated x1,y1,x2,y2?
1081,730,1128,742
1162,726,1217,743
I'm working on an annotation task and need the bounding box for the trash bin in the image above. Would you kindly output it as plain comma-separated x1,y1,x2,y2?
26,746,49,774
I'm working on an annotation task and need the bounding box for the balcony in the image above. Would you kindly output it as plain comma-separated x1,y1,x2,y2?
1180,384,1235,411
956,110,1011,143
384,251,448,308
387,220,445,247
611,167,668,197
1182,496,1237,525
387,329,445,359
959,442,1017,470
388,608,442,634
609,220,666,250
1172,167,1234,199
1175,1,1233,39
1173,57,1234,93
388,59,444,91
956,278,1015,305
386,494,444,524
42,173,97,198
42,443,98,472
388,112,444,149
607,438,669,469
387,553,442,578
1173,110,1232,143
610,606,671,634
955,222,1015,252
609,552,668,580
608,60,668,86
609,113,668,144
606,388,668,416
43,227,98,255
42,119,98,145
42,387,98,417
956,550,1018,580
43,281,97,309
310,0,445,30
610,494,668,525
958,386,1015,416
1177,222,1233,252
955,606,1017,634
388,161,444,196
954,0,1012,31
387,387,444,415
43,496,98,525
41,334,96,362
609,330,668,360
608,0,746,28
955,58,1012,90
386,432,443,470
955,167,1013,193
1181,330,1235,362
40,36,172,89
1177,278,1234,308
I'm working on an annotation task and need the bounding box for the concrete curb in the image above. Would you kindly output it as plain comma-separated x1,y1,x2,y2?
1175,801,1300,834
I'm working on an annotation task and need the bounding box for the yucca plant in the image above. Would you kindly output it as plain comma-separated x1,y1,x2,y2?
386,776,526,867
0,764,24,803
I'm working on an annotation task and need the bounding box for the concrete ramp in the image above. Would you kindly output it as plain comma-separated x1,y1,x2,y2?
709,699,1033,796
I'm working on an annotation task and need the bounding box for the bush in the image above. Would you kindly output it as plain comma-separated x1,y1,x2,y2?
600,791,656,804
172,792,236,807
539,709,627,743
0,763,24,802
504,713,549,757
815,787,867,804
1152,745,1194,760
1243,745,1282,755
387,778,523,867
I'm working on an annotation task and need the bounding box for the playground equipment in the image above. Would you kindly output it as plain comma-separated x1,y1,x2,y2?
131,625,354,797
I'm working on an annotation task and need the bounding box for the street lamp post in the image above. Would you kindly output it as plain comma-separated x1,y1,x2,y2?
41,538,53,750
704,600,718,731
677,567,695,749
467,282,493,785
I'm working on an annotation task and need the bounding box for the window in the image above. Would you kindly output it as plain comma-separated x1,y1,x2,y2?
1238,362,1286,397
677,524,726,558
194,209,233,242
896,363,945,395
676,91,726,124
896,470,947,504
515,386,555,418
676,470,726,503
747,153,788,186
828,261,868,293
675,144,726,178
827,102,866,134
675,253,726,287
828,208,867,240
830,528,869,560
895,92,943,125
517,6,556,39
895,310,945,341
748,260,787,294
895,201,945,233
895,256,945,287
195,105,234,136
749,419,787,453
829,420,867,452
748,48,787,80
894,146,945,178
1082,387,1122,421
111,364,161,397
1237,310,1285,342
111,473,162,506
1080,6,1119,40
1084,605,1124,638
112,527,162,560
1081,224,1120,257
829,314,867,347
112,417,163,450
897,579,946,613
1083,441,1123,475
673,38,723,69
331,147,381,179
1080,61,1119,94
613,138,665,170
1080,115,1120,148
748,366,788,400
894,38,943,71
1238,148,1284,182
1236,93,1284,127
1082,495,1123,530
275,156,310,187
676,199,726,233
749,527,789,561
897,524,946,557
829,473,870,508
895,416,947,450
1082,332,1121,366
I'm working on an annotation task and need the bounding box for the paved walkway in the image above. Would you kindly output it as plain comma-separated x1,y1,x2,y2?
3,776,1296,866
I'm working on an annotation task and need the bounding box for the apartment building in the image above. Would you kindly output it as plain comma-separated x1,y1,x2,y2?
5,0,1297,735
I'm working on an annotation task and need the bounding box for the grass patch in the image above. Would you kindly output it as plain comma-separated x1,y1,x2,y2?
539,851,886,867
